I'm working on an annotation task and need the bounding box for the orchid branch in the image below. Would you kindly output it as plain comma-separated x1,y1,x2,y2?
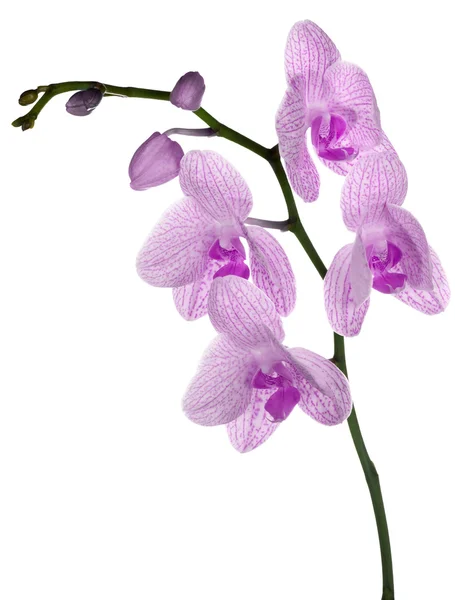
12,82,170,129
12,79,394,599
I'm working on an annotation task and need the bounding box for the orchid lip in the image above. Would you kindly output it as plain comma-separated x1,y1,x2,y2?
208,237,246,261
251,360,301,423
252,361,293,387
366,241,408,295
213,261,250,280
372,272,407,294
264,386,301,423
310,113,356,162
209,237,250,281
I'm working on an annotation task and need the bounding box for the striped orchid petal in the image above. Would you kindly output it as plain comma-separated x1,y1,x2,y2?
285,20,340,100
136,197,216,288
288,348,352,425
395,247,450,315
179,150,253,222
227,388,279,453
246,225,296,316
208,276,285,347
275,85,320,202
324,244,371,336
341,152,408,231
183,334,257,426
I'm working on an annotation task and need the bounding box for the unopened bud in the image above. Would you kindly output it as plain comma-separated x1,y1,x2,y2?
19,89,39,106
21,117,35,131
129,132,184,191
65,88,103,116
170,71,205,111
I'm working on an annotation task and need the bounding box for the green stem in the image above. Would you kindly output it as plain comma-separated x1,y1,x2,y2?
349,409,394,599
267,145,328,279
12,81,170,128
194,107,271,160
12,80,395,598
333,336,394,600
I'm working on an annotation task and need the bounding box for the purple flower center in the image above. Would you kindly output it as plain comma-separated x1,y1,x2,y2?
209,237,250,280
310,114,357,162
366,241,407,294
252,361,300,423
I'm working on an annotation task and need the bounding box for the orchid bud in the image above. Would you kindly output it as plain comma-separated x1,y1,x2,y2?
19,89,38,106
65,88,103,116
129,132,184,191
170,71,205,111
21,117,35,131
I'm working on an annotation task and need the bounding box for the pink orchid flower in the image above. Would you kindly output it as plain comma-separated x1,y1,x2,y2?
324,152,450,336
183,276,352,452
275,20,382,202
136,150,296,320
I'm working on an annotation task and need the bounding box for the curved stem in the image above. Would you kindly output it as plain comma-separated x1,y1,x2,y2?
194,107,271,159
12,81,170,128
267,146,328,278
333,336,394,600
12,79,395,598
349,410,394,599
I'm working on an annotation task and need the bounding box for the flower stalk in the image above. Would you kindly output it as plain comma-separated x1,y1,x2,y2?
333,334,394,599
162,127,217,137
244,217,292,231
12,79,395,599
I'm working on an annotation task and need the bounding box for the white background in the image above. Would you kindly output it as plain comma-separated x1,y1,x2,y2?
1,1,454,598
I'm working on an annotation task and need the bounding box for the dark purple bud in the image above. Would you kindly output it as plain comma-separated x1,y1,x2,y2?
19,89,39,106
129,132,184,191
65,88,103,116
170,71,205,111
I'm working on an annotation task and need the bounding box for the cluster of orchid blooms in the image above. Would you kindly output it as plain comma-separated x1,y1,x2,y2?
13,20,451,597
61,21,449,453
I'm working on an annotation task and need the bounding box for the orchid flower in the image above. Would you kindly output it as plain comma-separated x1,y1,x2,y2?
183,276,352,452
136,150,296,320
324,152,450,336
275,20,382,202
